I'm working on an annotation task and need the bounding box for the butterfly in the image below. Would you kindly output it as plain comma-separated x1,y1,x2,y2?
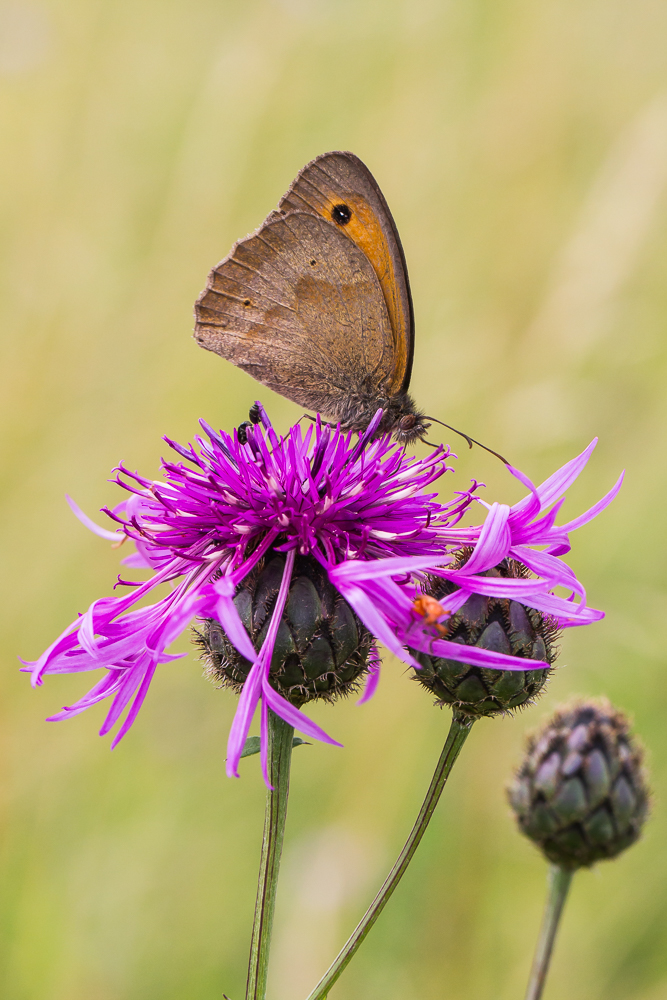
193,150,429,444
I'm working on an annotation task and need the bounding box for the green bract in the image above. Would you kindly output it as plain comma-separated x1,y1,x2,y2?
195,553,374,707
411,560,558,717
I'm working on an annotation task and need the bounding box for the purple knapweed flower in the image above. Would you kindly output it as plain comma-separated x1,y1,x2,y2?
24,405,620,782
24,405,467,779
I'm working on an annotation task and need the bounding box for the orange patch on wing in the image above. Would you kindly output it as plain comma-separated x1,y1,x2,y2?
317,192,409,393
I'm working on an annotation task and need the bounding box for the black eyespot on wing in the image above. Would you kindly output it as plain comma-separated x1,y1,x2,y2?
310,259,317,266
331,203,352,225
243,298,251,307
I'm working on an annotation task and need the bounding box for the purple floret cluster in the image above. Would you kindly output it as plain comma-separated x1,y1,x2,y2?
25,403,622,782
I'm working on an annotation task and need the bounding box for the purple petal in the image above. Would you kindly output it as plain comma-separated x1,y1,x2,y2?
402,629,548,671
78,602,104,660
109,660,158,748
512,439,598,519
100,659,150,735
261,682,342,746
558,471,624,533
210,585,257,662
145,585,209,654
28,619,82,685
512,498,566,545
335,580,420,669
506,467,540,526
457,503,511,574
252,400,280,447
226,659,263,778
357,649,381,705
66,495,121,541
47,670,124,720
520,592,604,625
508,545,584,596
225,530,279,587
121,550,152,569
436,572,547,598
226,550,296,777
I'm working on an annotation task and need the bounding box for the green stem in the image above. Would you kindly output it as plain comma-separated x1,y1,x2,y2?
245,711,295,1000
304,712,474,1000
524,864,574,1000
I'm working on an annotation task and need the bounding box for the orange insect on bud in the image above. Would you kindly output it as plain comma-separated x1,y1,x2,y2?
412,594,449,636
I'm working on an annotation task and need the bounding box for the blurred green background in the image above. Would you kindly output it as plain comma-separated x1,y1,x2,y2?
1,0,666,997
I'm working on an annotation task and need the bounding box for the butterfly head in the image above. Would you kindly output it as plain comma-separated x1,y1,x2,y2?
334,391,429,446
392,408,431,445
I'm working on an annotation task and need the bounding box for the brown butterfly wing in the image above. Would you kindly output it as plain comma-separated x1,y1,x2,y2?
277,151,414,395
194,211,396,418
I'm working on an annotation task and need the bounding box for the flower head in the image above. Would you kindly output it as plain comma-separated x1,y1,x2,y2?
409,558,560,717
509,698,650,868
25,405,621,783
26,406,466,778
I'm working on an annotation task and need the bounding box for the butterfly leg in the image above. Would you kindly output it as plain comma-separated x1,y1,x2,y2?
301,413,340,430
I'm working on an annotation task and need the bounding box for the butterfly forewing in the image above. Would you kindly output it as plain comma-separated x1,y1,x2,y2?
278,151,414,395
194,212,396,418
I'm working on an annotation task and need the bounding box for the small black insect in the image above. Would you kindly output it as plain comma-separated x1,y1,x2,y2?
238,404,262,444
331,203,352,225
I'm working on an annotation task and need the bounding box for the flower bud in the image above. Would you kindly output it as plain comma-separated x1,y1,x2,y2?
194,553,374,706
412,559,557,717
508,699,649,869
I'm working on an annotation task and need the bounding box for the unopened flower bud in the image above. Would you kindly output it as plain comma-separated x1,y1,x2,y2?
412,559,557,717
508,699,650,869
195,553,374,706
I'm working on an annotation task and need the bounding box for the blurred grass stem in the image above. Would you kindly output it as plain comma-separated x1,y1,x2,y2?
524,864,573,1000
304,712,474,1000
245,711,294,1000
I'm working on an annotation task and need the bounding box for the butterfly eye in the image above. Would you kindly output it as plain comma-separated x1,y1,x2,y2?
331,203,352,225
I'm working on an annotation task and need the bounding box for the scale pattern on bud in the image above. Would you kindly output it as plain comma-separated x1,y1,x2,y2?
509,699,649,868
195,553,374,707
412,559,558,717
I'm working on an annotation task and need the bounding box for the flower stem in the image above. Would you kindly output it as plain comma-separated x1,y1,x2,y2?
245,710,295,1000
304,711,474,1000
524,864,574,1000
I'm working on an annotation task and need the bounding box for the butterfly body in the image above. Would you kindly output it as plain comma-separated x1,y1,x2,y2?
194,151,428,443
332,388,424,442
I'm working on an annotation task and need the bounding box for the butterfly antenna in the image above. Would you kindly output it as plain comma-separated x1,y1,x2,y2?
424,416,509,465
